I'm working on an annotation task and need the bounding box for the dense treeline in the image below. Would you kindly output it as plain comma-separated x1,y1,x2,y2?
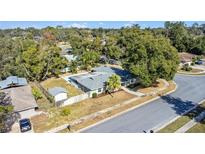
0,22,204,86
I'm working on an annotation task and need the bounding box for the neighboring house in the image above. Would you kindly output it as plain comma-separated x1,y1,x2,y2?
69,66,139,96
108,59,120,65
0,76,27,89
99,55,108,64
179,52,196,66
64,54,78,62
48,87,68,103
0,76,38,118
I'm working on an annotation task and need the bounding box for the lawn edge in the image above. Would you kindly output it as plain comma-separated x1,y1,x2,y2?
76,81,177,133
155,98,205,133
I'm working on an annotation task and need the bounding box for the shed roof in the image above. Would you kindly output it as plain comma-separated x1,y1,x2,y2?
48,87,67,97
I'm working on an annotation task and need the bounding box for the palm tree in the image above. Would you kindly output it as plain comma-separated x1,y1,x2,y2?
106,74,121,93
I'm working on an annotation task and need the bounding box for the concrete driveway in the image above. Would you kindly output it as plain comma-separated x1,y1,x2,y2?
82,74,205,133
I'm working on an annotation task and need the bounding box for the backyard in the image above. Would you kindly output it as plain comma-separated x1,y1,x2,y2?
41,77,82,97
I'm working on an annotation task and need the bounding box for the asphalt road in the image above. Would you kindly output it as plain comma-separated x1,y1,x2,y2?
82,74,205,133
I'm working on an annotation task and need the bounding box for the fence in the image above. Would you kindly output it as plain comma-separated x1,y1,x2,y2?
62,92,90,106
34,81,55,104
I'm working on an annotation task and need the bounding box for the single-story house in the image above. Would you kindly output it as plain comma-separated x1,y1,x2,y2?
64,54,78,62
108,59,120,65
48,87,68,103
0,76,38,118
69,66,139,95
179,52,196,66
99,55,108,64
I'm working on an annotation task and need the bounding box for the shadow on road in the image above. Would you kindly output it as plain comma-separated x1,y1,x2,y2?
160,95,205,123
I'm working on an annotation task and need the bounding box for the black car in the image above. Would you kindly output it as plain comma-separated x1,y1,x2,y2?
19,118,32,132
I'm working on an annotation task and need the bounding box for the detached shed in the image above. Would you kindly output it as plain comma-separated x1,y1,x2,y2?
48,87,68,103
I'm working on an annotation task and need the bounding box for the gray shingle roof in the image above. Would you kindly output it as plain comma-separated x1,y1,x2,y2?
70,72,112,91
48,87,67,97
2,85,37,112
70,66,136,91
93,66,135,81
0,76,28,90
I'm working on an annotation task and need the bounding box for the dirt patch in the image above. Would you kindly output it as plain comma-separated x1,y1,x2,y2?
138,79,166,94
61,81,176,133
31,90,136,132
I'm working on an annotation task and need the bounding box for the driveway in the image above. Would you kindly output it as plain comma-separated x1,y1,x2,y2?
82,74,205,133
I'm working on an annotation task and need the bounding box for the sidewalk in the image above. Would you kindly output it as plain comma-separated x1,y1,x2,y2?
175,111,205,133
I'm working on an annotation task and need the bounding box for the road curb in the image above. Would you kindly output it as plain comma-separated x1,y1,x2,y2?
154,98,205,133
77,81,177,133
177,72,205,77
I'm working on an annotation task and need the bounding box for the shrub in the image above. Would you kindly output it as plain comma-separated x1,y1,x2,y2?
32,87,43,100
61,108,71,116
182,64,192,72
92,92,97,98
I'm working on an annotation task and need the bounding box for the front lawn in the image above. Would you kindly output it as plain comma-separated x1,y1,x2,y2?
137,79,165,94
62,81,176,132
41,77,82,97
31,90,136,132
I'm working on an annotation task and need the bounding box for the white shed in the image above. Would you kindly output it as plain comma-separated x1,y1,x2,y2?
48,87,68,103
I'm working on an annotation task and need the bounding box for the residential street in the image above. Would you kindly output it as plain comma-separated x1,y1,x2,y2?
82,74,205,133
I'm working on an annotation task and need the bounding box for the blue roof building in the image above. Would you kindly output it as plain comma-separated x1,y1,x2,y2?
69,66,139,93
0,76,28,90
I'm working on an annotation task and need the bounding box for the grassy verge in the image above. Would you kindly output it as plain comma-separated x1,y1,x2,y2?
60,81,176,133
186,119,205,133
158,101,205,133
31,90,136,132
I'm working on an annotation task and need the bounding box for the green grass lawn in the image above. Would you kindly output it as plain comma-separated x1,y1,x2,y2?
186,119,205,133
41,77,82,97
158,101,205,133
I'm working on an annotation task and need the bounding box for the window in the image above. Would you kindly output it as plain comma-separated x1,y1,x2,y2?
98,88,102,93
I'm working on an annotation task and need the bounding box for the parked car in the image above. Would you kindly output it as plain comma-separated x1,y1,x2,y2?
195,60,203,65
19,118,32,132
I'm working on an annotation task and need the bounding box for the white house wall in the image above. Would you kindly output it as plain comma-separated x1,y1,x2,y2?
18,108,39,119
54,93,68,102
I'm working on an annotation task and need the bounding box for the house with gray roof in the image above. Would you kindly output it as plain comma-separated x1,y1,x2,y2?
0,76,38,118
0,76,27,90
69,66,139,96
48,87,68,103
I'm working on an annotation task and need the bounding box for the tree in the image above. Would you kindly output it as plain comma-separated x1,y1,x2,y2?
80,51,100,70
21,43,68,81
0,92,14,132
106,74,121,92
164,21,190,52
122,28,179,87
69,60,78,73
